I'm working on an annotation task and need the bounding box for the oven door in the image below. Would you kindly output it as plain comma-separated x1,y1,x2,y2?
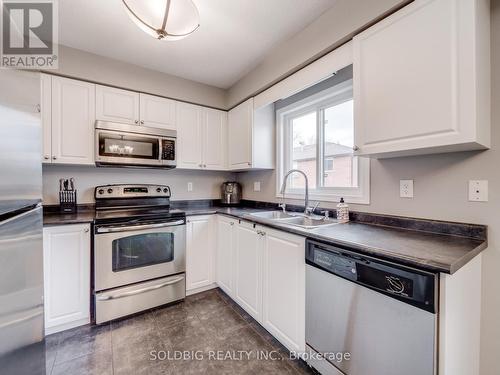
94,219,186,291
95,129,163,167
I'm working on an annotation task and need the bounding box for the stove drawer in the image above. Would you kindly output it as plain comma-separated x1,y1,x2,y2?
95,274,185,324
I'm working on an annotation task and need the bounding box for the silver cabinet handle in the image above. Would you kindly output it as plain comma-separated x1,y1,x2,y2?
353,145,359,152
140,120,144,125
203,164,207,168
84,228,89,233
96,276,185,301
247,162,252,166
134,120,139,124
198,164,202,167
52,156,57,160
96,219,184,233
35,104,41,113
230,222,234,226
43,156,50,160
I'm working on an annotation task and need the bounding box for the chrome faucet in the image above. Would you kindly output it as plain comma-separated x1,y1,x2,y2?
280,169,312,215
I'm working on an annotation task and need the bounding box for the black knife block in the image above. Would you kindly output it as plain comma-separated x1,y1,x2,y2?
59,190,77,213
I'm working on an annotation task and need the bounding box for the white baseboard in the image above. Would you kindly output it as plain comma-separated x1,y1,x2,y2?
186,283,218,296
45,317,90,336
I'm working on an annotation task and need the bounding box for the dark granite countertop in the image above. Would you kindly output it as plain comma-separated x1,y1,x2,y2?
43,207,96,225
43,201,487,274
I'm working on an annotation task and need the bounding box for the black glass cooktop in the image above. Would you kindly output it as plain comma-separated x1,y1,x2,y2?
94,206,185,225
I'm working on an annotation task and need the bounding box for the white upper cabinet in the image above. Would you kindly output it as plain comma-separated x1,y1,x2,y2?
96,86,177,129
177,103,227,170
228,98,274,170
176,102,203,169
139,93,176,129
202,108,227,170
50,76,96,165
96,85,139,125
353,0,490,158
41,74,52,163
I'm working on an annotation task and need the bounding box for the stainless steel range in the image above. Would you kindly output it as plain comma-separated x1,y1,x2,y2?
93,184,186,324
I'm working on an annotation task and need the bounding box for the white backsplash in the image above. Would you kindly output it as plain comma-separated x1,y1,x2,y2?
42,164,234,204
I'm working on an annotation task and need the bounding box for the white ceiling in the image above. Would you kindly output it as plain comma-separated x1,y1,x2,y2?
59,0,336,89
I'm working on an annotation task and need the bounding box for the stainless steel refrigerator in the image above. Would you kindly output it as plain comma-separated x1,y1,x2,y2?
0,69,44,373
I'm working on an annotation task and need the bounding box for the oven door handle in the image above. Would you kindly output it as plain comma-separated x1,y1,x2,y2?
96,220,185,233
96,276,185,301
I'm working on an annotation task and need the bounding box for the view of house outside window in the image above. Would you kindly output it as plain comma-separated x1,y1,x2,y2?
277,67,369,204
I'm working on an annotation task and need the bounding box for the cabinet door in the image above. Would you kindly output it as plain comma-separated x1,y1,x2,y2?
43,224,91,335
186,216,215,291
176,102,203,169
262,228,305,352
202,108,227,170
51,77,95,165
40,74,52,163
228,98,253,169
139,93,176,129
95,85,139,125
216,216,235,297
353,0,488,157
234,221,262,321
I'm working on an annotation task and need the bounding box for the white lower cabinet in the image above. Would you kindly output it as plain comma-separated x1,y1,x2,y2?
216,215,236,297
43,224,91,335
262,228,305,353
186,216,216,293
234,221,263,322
215,216,306,352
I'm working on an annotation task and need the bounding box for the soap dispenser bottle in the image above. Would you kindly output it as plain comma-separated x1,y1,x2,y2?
336,197,349,223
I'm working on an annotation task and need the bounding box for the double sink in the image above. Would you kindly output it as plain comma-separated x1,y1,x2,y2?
247,210,340,230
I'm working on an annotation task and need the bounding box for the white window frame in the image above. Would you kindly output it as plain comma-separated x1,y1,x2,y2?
276,80,370,204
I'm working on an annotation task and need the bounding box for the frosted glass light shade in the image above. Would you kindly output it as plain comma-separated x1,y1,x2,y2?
122,0,200,41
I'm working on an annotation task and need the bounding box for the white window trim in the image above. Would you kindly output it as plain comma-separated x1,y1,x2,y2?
276,81,370,205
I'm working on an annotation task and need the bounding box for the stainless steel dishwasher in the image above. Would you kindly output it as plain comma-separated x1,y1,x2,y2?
305,240,438,375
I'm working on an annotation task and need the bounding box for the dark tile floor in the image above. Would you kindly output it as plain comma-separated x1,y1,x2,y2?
43,288,315,375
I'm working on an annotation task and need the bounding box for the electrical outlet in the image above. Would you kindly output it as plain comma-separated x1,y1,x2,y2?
468,180,488,202
187,182,193,192
400,180,414,198
254,181,261,192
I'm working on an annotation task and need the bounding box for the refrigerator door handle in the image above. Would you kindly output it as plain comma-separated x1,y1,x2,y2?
0,203,42,227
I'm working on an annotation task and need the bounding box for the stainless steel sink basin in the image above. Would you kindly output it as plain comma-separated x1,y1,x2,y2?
249,211,296,220
248,211,339,229
280,216,339,229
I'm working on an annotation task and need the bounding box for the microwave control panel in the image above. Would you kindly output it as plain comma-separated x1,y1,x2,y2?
161,139,175,161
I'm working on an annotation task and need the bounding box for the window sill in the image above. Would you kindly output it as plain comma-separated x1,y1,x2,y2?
275,191,370,205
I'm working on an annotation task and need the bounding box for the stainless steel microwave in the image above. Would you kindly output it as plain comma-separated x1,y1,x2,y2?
95,121,176,169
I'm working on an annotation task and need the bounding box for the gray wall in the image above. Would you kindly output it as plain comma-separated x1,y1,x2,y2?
51,45,227,109
226,0,409,108
42,165,234,204
235,2,500,373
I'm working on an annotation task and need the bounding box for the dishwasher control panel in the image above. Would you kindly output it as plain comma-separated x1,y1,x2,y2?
306,240,437,313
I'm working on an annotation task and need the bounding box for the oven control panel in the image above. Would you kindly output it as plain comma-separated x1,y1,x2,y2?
95,184,171,199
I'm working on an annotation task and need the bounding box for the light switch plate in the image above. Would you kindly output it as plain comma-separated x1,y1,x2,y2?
187,182,193,192
254,181,261,192
469,180,488,202
400,180,414,198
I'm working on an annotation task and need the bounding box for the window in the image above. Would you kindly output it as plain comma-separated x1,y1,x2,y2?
277,77,370,204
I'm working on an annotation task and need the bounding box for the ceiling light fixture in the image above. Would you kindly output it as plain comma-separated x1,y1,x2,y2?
122,0,200,41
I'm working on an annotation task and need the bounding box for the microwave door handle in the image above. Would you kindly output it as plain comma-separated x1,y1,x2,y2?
96,220,185,233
